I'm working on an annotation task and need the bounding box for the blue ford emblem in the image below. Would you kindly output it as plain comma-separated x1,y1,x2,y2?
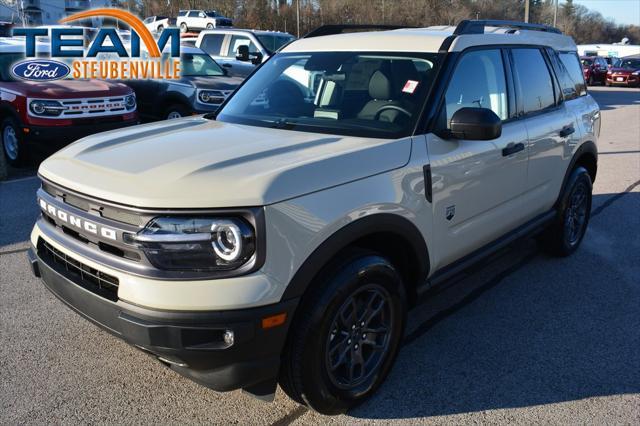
11,59,70,81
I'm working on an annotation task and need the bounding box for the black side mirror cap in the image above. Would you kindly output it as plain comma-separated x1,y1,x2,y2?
236,45,250,62
448,107,502,140
251,52,263,65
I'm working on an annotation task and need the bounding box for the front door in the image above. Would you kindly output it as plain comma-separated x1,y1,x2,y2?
427,48,529,269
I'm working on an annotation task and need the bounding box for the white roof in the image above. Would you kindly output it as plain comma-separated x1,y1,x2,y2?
282,26,576,54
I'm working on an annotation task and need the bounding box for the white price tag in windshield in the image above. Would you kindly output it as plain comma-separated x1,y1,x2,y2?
402,80,419,94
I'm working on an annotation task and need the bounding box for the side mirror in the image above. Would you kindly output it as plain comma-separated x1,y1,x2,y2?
448,107,502,140
236,45,250,62
251,52,263,65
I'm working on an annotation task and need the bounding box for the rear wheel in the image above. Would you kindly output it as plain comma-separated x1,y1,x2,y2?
539,166,592,256
1,117,26,166
206,23,214,29
279,250,406,414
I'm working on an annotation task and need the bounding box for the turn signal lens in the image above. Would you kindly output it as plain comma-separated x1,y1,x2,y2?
262,313,287,329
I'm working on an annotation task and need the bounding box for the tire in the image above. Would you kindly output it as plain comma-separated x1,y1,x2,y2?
206,23,214,29
605,79,611,87
157,25,164,32
165,104,189,120
179,23,188,33
279,250,407,415
1,116,26,166
539,166,592,257
588,74,594,86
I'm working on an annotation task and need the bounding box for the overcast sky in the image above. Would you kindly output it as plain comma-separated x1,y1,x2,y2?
574,0,640,26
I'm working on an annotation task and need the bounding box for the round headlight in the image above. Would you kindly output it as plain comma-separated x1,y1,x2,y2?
199,91,211,103
31,101,46,114
125,94,136,109
211,221,242,261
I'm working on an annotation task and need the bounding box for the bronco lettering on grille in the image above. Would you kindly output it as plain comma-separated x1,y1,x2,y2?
39,198,117,241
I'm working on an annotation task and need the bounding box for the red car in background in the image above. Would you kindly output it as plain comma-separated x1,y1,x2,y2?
580,56,608,85
606,56,640,87
0,40,139,166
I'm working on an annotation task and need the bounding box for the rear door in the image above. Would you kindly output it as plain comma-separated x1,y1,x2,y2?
426,48,530,268
510,47,582,214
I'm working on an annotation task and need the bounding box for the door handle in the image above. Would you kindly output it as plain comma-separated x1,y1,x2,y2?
559,125,575,137
502,142,525,157
222,63,232,68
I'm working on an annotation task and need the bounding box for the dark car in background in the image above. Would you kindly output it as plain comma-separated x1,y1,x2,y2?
124,47,242,121
606,56,640,87
580,56,608,85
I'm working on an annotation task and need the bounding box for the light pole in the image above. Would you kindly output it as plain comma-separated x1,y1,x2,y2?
524,0,530,23
296,0,300,38
553,0,559,27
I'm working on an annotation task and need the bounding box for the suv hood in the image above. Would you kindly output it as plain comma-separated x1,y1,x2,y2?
39,117,411,208
180,75,244,90
10,79,132,98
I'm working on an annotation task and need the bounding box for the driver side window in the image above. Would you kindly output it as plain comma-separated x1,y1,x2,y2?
442,49,508,127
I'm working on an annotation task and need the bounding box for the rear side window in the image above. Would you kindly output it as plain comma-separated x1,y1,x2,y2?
200,34,225,56
511,48,556,115
559,52,587,97
227,35,259,56
442,49,509,127
546,49,579,101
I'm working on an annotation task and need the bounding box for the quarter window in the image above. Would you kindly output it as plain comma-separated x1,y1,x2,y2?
547,49,578,101
511,48,556,115
559,52,587,97
443,49,508,127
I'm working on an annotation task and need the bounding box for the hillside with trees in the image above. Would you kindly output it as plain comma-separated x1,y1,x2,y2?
125,0,639,44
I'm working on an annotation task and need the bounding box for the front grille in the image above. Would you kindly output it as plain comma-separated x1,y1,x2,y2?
38,238,119,302
42,181,148,227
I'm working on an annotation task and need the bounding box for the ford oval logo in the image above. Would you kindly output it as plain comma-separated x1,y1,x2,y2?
11,59,70,81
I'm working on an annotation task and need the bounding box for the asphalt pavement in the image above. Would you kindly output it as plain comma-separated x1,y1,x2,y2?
0,86,638,425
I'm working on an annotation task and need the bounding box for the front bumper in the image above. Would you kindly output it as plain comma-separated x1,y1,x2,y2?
27,246,298,393
606,75,639,86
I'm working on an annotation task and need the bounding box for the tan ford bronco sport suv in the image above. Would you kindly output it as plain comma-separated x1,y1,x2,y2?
28,20,599,414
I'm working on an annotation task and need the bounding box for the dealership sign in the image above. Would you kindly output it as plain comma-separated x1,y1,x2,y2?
12,8,181,81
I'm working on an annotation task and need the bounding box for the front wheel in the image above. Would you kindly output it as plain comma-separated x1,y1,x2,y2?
1,117,26,166
279,251,406,414
588,74,594,86
539,166,592,256
179,23,188,33
206,23,214,29
157,25,164,32
165,104,189,120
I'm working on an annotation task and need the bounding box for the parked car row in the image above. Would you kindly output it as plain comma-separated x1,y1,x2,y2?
143,10,234,34
581,54,640,87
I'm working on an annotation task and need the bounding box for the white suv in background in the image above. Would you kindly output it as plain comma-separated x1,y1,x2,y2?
196,29,295,77
177,10,233,33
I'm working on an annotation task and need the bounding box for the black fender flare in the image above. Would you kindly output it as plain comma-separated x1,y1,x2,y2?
280,213,430,301
555,140,598,207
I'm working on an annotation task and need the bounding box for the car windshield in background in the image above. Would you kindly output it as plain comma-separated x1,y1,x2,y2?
217,52,438,139
581,58,593,66
257,34,295,53
181,53,225,76
0,53,23,81
618,59,640,69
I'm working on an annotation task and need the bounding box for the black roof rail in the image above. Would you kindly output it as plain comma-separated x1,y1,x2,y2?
454,20,562,35
303,24,410,39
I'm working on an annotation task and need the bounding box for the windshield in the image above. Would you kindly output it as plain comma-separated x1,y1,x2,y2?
580,58,593,66
181,53,224,76
217,52,438,139
618,58,640,69
257,34,295,53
